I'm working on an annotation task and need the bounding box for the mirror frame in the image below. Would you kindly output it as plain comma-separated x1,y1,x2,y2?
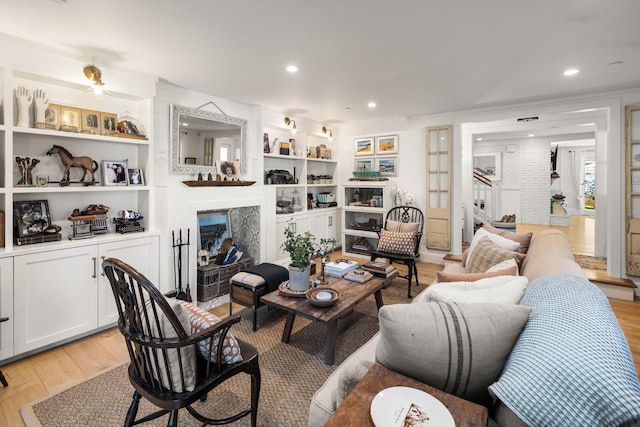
170,104,247,174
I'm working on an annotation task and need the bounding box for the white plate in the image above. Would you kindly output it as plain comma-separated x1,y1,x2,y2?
370,386,455,427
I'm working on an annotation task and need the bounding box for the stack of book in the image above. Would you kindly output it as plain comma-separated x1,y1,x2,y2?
361,261,397,278
324,259,359,278
344,269,373,283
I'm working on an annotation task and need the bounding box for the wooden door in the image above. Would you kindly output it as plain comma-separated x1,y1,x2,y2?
426,126,452,251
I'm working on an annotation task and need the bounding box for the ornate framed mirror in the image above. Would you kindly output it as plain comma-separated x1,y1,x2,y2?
170,104,247,174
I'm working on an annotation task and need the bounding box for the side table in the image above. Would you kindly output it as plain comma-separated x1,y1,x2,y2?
324,363,488,427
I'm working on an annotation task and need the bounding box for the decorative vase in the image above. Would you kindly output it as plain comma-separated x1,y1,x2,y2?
288,264,311,292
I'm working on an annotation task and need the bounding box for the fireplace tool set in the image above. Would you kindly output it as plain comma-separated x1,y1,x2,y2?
172,229,192,302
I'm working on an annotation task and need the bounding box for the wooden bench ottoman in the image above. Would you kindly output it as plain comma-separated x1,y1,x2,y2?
229,272,267,331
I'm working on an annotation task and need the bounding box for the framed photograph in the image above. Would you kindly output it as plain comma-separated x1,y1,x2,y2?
13,200,51,237
376,135,399,155
377,156,398,177
127,167,144,185
101,112,117,135
197,249,210,266
44,103,62,128
81,109,101,134
355,137,374,156
59,106,82,132
354,157,375,172
102,160,128,185
184,157,197,165
197,209,231,257
216,160,242,181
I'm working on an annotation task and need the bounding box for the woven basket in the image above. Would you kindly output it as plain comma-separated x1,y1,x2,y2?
197,256,253,301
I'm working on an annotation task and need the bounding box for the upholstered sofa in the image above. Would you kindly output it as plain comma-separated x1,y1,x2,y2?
309,228,640,426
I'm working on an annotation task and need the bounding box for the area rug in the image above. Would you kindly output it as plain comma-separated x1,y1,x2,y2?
573,254,607,271
21,279,416,427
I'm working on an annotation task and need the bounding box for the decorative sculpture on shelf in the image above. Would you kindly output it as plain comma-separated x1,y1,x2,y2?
15,157,40,186
15,86,32,127
46,145,99,185
34,89,49,124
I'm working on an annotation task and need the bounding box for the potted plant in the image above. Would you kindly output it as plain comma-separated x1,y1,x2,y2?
281,219,336,291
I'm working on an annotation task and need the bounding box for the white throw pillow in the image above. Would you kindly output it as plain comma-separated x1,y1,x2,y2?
466,227,520,265
486,258,519,274
421,275,529,305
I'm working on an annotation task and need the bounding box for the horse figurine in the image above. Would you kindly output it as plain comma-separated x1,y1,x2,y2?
46,145,98,184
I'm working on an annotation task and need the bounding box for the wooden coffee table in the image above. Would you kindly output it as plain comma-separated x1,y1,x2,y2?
325,363,489,426
260,273,393,365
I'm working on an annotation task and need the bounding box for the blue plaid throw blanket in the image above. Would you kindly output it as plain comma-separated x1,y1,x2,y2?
489,276,640,426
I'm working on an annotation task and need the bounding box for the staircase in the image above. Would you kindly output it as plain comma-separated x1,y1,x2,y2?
473,168,502,226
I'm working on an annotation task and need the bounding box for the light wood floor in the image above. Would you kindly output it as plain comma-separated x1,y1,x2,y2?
1,235,638,426
516,215,595,256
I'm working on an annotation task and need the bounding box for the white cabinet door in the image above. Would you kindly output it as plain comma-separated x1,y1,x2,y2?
14,246,98,354
0,258,13,361
97,236,160,327
276,214,311,260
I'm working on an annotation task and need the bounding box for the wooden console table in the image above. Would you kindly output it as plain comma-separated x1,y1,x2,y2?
325,363,488,427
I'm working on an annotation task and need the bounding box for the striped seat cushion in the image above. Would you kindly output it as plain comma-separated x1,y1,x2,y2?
375,301,532,406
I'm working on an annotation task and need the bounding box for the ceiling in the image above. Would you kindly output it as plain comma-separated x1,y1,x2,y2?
1,0,639,124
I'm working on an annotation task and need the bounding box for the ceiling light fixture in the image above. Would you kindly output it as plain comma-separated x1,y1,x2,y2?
322,126,333,141
83,64,105,94
368,101,376,108
284,116,297,133
286,64,298,73
563,68,579,76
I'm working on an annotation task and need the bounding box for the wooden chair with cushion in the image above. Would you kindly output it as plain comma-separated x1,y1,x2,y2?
370,206,425,298
102,258,260,427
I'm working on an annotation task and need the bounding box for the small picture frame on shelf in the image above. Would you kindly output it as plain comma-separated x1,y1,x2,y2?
197,249,210,266
59,106,82,132
102,160,128,185
377,156,398,177
101,112,117,135
81,109,101,134
376,135,399,155
355,157,375,172
13,200,51,237
217,160,242,181
44,103,61,129
355,137,374,156
127,168,144,185
184,157,197,165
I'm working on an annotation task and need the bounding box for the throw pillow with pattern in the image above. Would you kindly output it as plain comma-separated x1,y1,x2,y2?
377,229,416,256
465,237,525,274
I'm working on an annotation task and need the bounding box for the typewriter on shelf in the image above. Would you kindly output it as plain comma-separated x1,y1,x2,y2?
114,210,145,234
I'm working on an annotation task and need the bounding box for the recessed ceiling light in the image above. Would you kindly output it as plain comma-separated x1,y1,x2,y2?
368,101,376,108
563,68,579,76
286,65,298,73
528,134,535,137
477,137,483,141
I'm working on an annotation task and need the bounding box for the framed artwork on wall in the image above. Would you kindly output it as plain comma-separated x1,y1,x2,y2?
377,156,398,177
355,157,375,172
354,137,374,156
376,135,399,155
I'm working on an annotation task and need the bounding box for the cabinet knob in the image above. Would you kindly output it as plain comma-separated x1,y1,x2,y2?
328,216,333,226
92,257,97,278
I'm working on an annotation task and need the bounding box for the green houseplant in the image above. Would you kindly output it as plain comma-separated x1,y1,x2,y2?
281,219,336,291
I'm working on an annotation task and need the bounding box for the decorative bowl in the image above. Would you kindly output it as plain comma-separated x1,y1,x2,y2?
306,288,340,307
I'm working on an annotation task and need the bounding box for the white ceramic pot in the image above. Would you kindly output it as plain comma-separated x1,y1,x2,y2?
288,264,311,292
